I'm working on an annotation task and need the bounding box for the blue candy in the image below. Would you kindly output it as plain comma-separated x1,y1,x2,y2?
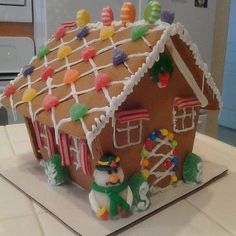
22,65,35,77
112,48,128,66
160,10,175,24
76,26,89,40
155,130,161,138
172,156,178,164
149,132,157,141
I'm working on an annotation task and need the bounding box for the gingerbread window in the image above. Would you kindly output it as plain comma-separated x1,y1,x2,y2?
112,109,150,149
172,97,201,133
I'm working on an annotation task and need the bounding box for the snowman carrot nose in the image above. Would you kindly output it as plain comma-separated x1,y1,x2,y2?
109,175,120,183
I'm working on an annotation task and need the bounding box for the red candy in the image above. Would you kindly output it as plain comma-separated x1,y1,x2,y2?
81,47,97,62
164,159,173,169
95,73,112,91
3,84,17,97
173,149,178,156
54,25,66,41
159,72,170,87
144,139,153,150
42,94,59,111
40,67,55,80
102,6,114,26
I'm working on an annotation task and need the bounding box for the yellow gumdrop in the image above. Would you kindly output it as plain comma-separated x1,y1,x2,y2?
161,128,168,137
76,9,90,27
57,45,72,60
171,174,178,183
22,88,37,102
99,26,115,40
141,170,150,179
167,132,174,140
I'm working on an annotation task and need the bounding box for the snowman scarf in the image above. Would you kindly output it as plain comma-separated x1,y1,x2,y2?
91,181,130,216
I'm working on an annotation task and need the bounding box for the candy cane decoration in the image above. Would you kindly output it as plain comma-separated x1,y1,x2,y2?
79,140,92,176
101,6,114,26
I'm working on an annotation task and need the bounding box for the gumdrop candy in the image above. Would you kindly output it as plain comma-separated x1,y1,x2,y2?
40,66,55,80
112,48,128,66
22,65,35,77
171,174,178,183
131,25,148,41
99,26,115,40
172,140,178,148
172,156,178,165
95,73,112,91
160,128,168,136
37,45,50,59
63,69,80,84
144,139,153,150
82,47,97,62
76,9,90,27
76,26,89,40
42,94,59,111
164,159,173,169
144,0,161,24
167,132,174,140
149,132,157,141
159,72,170,87
57,45,72,60
160,10,175,24
3,84,17,97
121,2,136,24
54,25,66,41
141,170,150,179
141,159,150,168
22,88,37,102
101,6,114,26
70,103,88,121
141,148,150,158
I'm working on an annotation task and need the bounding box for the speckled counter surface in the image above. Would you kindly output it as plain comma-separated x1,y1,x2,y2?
0,124,235,236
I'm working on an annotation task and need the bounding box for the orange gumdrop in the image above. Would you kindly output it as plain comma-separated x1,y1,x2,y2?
121,2,136,25
63,69,80,84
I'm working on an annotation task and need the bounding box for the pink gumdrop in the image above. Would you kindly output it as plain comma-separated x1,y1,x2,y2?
40,67,55,80
3,84,17,97
54,25,66,41
95,73,112,91
42,94,59,111
102,6,114,26
81,47,97,62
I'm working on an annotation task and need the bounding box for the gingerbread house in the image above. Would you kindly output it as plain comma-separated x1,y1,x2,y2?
0,20,221,192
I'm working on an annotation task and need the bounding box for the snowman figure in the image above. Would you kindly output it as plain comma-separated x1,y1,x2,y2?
89,154,133,220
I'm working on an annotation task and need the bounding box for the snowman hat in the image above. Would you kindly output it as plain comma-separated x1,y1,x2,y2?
96,154,120,171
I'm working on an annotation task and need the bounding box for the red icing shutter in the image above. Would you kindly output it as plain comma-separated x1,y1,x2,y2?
79,140,92,176
33,121,42,149
116,109,150,123
174,97,201,109
59,132,71,166
45,126,56,157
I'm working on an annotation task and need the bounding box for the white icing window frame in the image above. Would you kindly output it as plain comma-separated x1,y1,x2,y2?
69,136,81,170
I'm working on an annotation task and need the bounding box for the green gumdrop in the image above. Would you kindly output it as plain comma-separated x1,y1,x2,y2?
172,140,178,148
183,152,203,185
150,52,173,82
45,154,68,186
131,25,148,41
37,45,50,59
144,1,161,24
128,172,151,211
70,103,88,121
141,148,150,158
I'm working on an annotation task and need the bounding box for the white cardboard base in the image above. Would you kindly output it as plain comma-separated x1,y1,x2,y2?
0,155,227,236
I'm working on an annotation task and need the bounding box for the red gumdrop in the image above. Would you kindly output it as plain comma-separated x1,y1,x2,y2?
40,67,55,80
42,94,59,111
81,47,97,62
173,149,178,156
144,139,153,150
164,159,173,169
159,72,170,86
54,25,66,41
3,84,17,97
95,73,112,91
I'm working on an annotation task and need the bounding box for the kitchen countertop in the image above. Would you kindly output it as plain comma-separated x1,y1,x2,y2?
0,124,236,236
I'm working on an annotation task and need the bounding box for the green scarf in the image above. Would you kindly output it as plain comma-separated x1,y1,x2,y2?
91,181,130,216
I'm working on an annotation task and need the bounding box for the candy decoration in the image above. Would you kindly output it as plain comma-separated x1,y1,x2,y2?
141,148,150,158
183,152,203,184
22,65,35,77
76,26,89,40
149,132,157,141
42,94,59,111
144,139,153,150
59,132,71,166
95,73,112,91
45,126,56,157
70,103,88,121
40,154,68,186
171,174,178,183
57,45,72,60
79,140,91,176
141,170,150,179
101,6,114,26
54,25,66,41
128,172,151,211
3,84,16,97
82,47,97,62
173,149,178,156
63,69,80,84
40,66,55,81
141,159,150,168
164,159,173,169
172,140,178,148
116,109,150,123
131,25,148,41
160,128,168,136
160,10,175,24
37,45,50,59
144,0,161,24
76,9,90,27
61,21,77,28
22,88,37,102
99,26,115,41
112,48,128,66
121,2,136,24
167,132,174,140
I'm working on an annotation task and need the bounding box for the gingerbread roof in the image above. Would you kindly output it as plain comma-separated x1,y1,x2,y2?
0,21,221,149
